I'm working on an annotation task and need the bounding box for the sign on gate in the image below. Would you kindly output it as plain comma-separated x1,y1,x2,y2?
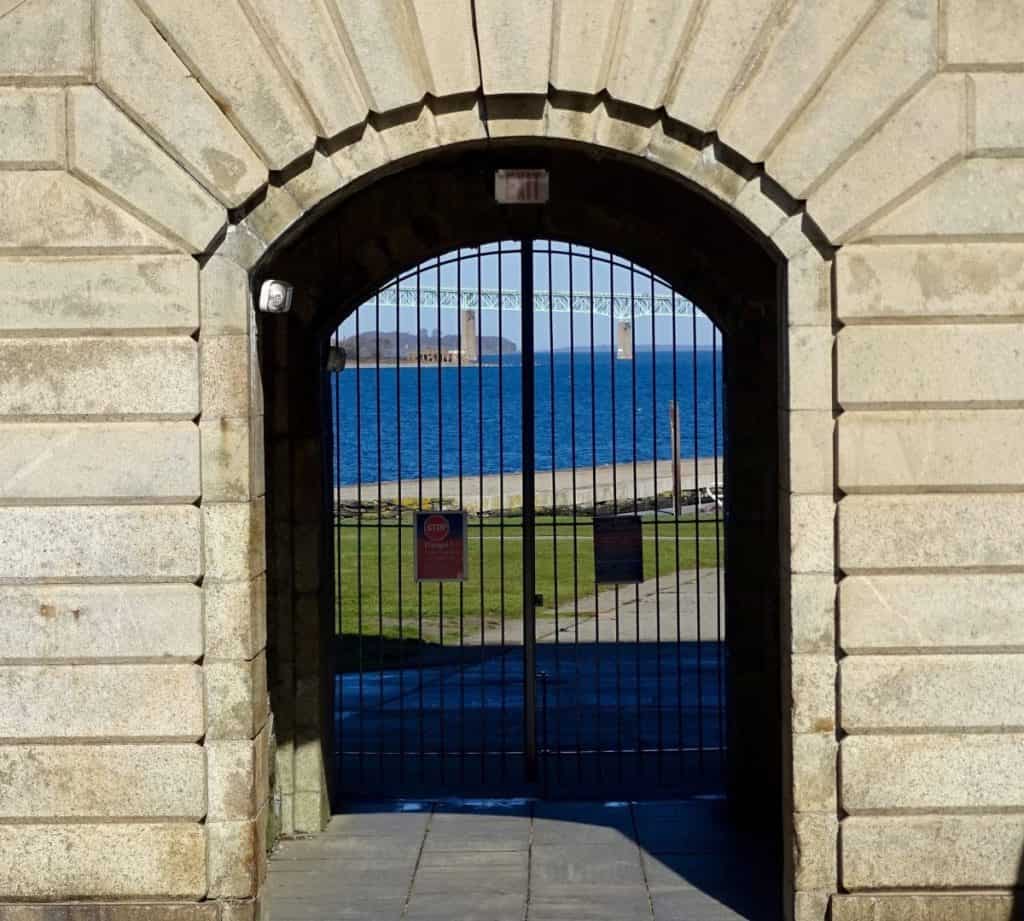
593,516,645,584
414,511,468,582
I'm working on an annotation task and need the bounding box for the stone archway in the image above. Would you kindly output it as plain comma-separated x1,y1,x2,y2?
1,3,1023,921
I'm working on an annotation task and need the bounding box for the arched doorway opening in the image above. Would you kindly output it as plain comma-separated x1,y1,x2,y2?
329,237,727,801
258,138,806,916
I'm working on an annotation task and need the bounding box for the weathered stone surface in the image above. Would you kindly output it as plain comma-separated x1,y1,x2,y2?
837,243,1024,321
0,422,199,503
768,0,937,200
842,734,1024,812
787,248,831,327
201,417,256,502
946,0,1024,65
205,652,268,740
839,410,1024,491
839,494,1024,572
646,126,746,205
786,574,835,654
0,172,172,251
719,0,877,162
0,88,63,167
140,0,317,170
0,506,201,583
207,727,269,820
837,325,1024,408
0,0,91,82
0,823,206,899
790,495,835,575
0,337,198,419
201,334,251,418
245,0,365,138
794,892,831,921
832,893,1020,921
841,815,1024,889
840,573,1024,653
787,327,832,411
327,0,429,112
772,214,815,260
284,149,342,212
865,159,1024,238
412,0,479,97
215,225,268,273
0,255,198,334
793,813,837,891
606,0,697,109
732,177,788,238
205,575,267,661
96,0,268,208
199,255,249,336
203,501,266,582
207,807,266,898
792,733,837,813
475,0,553,95
243,185,303,246
840,654,1024,732
378,104,440,161
790,654,836,734
808,76,966,243
0,584,203,663
0,743,204,819
787,411,833,495
593,102,654,156
0,904,219,920
0,664,203,740
666,0,778,131
973,74,1024,153
549,0,619,95
69,87,226,254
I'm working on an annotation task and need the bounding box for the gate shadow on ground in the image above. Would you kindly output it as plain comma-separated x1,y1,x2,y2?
269,798,780,921
332,639,728,800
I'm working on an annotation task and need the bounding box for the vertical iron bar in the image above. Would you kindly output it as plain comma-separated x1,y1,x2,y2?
712,322,725,776
609,258,622,782
354,306,364,782
478,251,487,783
457,252,466,783
588,250,601,783
629,263,641,775
568,248,582,782
672,303,684,760
416,268,425,781
497,244,508,780
546,245,561,777
436,258,446,781
394,288,405,782
332,331,344,789
375,294,384,779
692,306,704,771
522,238,539,783
651,273,662,781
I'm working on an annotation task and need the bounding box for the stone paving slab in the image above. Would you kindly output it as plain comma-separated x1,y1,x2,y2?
268,799,780,920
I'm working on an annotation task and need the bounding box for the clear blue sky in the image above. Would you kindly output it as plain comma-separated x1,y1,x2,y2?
335,240,720,350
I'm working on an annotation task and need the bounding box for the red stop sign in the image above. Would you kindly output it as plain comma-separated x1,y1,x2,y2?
423,514,450,542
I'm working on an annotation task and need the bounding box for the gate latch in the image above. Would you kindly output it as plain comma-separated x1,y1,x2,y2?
533,594,544,607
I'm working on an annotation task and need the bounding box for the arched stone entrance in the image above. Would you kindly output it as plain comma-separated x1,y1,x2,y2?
1,3,1023,920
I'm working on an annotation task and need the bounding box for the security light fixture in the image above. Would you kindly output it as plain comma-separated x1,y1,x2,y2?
258,279,294,314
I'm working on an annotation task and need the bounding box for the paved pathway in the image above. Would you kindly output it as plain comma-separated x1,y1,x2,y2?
268,799,779,921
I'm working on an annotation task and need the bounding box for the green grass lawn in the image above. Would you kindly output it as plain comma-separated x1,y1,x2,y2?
334,513,721,643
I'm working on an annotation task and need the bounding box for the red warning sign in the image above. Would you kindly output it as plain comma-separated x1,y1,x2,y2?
414,511,468,582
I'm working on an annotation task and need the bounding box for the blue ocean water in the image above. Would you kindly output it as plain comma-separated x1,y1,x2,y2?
334,349,724,486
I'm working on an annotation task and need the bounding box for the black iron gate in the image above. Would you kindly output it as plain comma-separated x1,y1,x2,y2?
329,240,726,799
